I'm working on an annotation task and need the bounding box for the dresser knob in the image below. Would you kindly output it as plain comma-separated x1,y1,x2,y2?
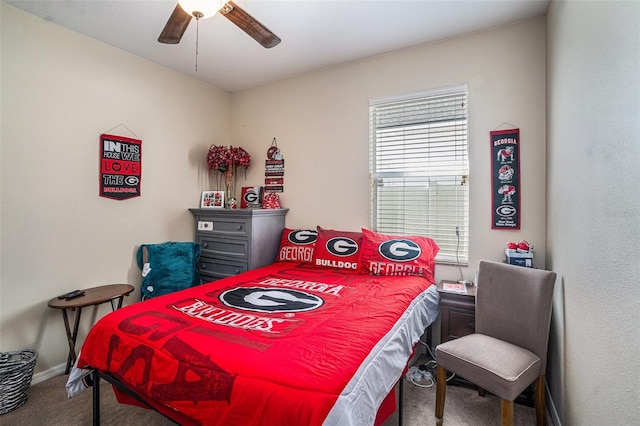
200,264,206,269
237,225,243,230
235,269,241,274
203,243,208,248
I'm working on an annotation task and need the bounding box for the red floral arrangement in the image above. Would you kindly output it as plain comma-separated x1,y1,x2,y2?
207,145,251,197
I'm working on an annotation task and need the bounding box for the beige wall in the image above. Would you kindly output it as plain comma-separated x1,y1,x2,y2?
231,18,548,283
546,1,640,424
0,4,231,375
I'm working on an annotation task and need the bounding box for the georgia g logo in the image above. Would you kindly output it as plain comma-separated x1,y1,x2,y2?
124,176,139,186
496,205,517,218
379,239,421,262
326,237,358,257
242,190,259,204
288,230,318,245
220,287,324,313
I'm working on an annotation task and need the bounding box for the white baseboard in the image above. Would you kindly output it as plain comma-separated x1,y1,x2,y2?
32,363,66,385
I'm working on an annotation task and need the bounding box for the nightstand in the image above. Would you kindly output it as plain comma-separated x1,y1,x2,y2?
437,280,476,342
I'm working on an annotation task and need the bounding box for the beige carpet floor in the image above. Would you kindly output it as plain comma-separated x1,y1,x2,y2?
1,369,549,425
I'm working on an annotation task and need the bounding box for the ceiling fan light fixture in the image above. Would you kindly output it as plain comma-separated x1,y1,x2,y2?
159,1,280,48
178,0,223,19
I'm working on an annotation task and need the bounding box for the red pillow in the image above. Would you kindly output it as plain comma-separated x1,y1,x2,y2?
359,228,439,282
311,227,363,272
276,228,318,263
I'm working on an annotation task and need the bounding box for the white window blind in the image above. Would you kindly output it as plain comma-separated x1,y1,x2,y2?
369,85,469,264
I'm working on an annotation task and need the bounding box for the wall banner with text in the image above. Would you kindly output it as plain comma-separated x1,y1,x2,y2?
264,138,284,193
490,128,520,229
100,134,142,200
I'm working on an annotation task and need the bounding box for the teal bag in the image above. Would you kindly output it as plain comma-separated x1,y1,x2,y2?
136,242,202,299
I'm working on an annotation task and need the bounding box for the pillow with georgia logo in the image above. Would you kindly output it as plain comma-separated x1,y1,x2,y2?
359,228,439,282
311,227,363,272
276,228,318,263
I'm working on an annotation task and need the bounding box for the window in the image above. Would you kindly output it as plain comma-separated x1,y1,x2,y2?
369,85,469,264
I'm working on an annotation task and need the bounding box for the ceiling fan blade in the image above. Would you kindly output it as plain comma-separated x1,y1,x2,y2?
220,1,281,48
158,4,192,44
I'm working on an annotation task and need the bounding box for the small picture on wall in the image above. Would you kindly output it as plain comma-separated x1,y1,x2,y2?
201,191,224,208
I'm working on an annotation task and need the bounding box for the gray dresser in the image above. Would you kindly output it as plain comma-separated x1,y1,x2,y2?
189,208,288,282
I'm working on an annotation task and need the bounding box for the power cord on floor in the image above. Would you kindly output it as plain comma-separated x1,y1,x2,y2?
405,365,435,388
406,339,438,388
419,338,436,360
409,339,457,386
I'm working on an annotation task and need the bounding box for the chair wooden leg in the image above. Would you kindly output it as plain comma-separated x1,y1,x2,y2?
435,365,447,425
534,375,547,426
500,399,513,426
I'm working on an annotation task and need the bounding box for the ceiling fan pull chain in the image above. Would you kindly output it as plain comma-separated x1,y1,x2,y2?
194,16,200,72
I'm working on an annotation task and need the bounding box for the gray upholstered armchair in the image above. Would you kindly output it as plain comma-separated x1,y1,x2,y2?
435,260,556,426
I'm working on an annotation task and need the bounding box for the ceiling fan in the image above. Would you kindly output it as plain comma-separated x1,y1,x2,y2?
158,0,281,48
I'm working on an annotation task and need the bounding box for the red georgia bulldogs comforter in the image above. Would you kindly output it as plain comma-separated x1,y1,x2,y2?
77,262,438,426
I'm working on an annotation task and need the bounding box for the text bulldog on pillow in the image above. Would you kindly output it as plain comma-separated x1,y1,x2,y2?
311,227,363,272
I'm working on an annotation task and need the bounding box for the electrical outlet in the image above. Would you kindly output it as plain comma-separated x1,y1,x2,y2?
198,221,213,231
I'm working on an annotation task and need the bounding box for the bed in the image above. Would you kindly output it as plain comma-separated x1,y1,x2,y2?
72,227,441,426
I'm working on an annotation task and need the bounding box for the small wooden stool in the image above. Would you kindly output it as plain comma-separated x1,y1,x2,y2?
47,284,134,374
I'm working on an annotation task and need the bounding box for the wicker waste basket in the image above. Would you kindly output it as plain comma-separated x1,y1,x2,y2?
0,349,38,415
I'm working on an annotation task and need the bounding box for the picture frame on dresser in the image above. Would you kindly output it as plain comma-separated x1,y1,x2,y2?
201,190,224,208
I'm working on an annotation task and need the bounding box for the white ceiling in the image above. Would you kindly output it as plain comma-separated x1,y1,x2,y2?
4,0,549,92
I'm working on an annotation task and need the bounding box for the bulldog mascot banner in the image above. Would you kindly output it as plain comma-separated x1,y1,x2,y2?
490,128,520,229
100,134,142,200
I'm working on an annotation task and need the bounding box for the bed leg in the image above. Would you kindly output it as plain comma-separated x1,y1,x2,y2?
398,378,403,426
93,369,100,426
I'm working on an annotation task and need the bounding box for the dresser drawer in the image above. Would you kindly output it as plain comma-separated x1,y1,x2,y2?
198,258,248,280
199,237,248,260
447,310,476,340
197,218,248,237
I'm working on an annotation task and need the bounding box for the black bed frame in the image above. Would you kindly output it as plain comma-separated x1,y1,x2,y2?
91,369,178,426
91,369,405,426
